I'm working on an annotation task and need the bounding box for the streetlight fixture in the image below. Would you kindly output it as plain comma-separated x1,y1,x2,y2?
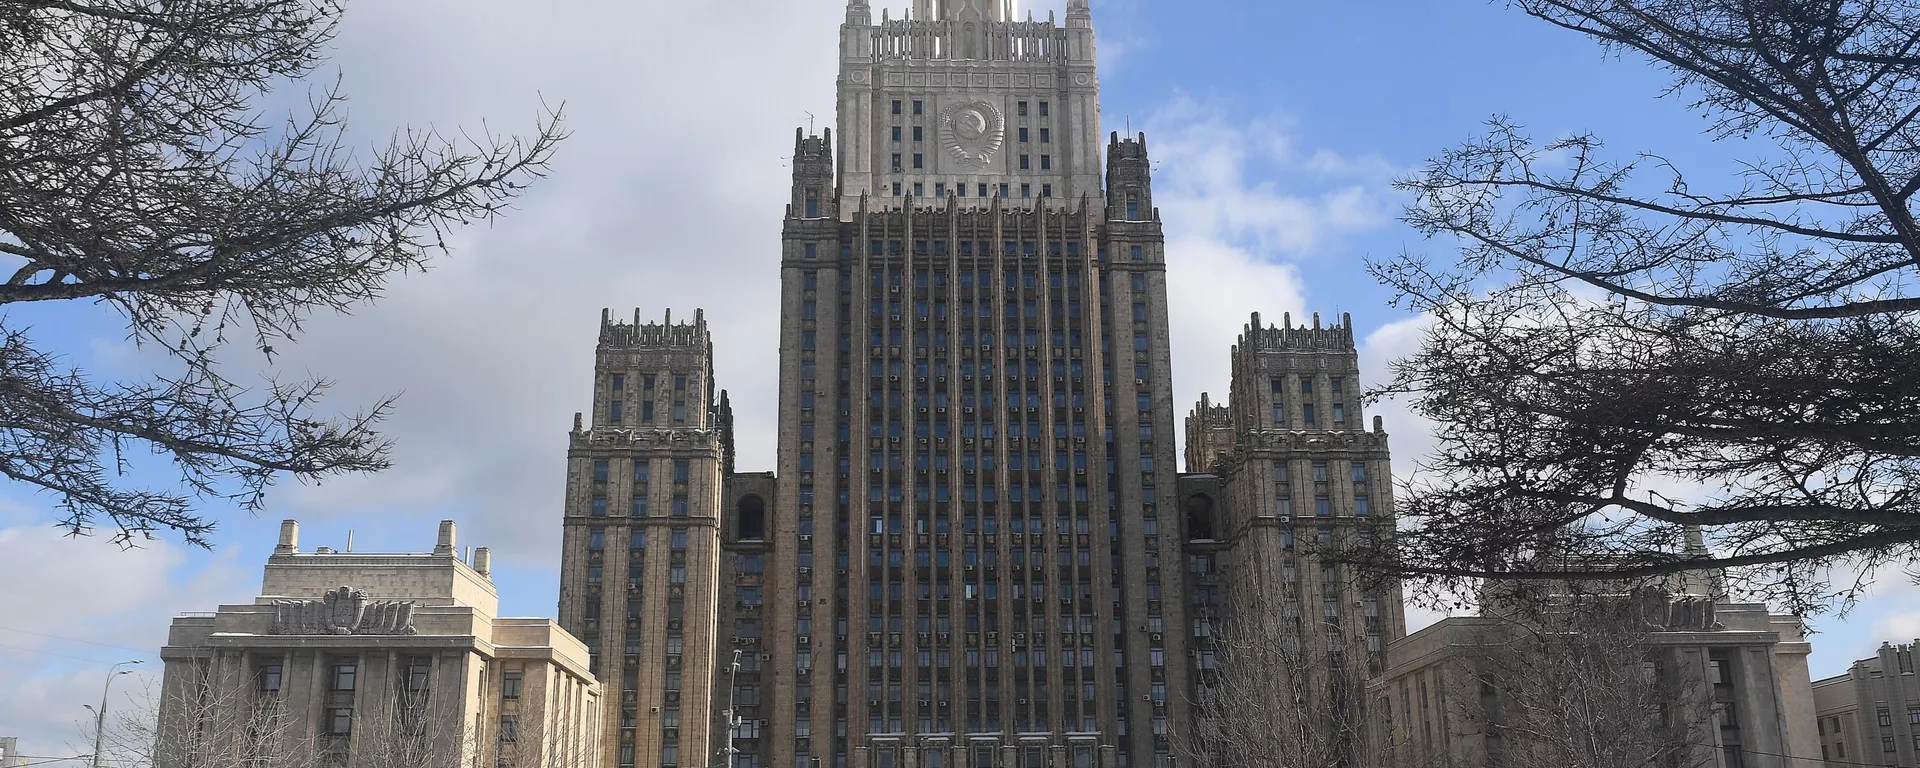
89,660,142,768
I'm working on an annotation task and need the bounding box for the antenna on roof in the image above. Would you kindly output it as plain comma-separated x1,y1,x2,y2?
805,111,816,135
346,530,353,553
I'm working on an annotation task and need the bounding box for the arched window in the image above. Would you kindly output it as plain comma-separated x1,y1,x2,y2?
738,495,767,541
1185,494,1215,541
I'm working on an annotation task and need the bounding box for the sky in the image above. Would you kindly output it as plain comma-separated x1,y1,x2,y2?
4,0,1918,756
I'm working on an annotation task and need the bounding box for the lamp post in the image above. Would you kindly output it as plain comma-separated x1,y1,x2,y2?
88,660,142,768
717,649,741,768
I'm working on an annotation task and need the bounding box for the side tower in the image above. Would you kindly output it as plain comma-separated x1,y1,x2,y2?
1184,312,1407,764
1183,395,1232,475
560,310,730,768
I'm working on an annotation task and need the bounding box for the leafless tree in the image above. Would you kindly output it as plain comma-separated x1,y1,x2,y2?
1175,598,1388,768
90,674,319,768
0,0,565,546
1425,592,1719,768
94,669,554,768
1366,0,1920,614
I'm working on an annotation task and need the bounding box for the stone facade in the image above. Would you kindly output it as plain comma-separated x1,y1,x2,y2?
1180,313,1409,764
1372,595,1818,768
557,310,729,768
1812,641,1920,768
157,520,600,768
834,0,1102,214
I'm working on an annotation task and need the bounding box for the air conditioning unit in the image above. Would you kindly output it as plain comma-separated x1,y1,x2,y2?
760,654,772,662
800,534,812,543
869,632,883,644
1018,698,1029,705
1136,379,1147,386
890,285,900,294
890,437,901,444
891,314,902,321
890,375,900,382
799,636,810,645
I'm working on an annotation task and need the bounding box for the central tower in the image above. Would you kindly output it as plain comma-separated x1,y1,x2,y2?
835,0,1102,216
762,2,1183,768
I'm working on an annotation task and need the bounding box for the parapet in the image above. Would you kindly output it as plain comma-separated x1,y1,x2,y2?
1239,311,1357,353
600,308,711,349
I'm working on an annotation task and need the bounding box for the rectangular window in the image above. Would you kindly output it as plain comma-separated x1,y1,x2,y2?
332,664,356,691
891,153,902,171
913,153,923,169
913,126,923,142
1019,155,1030,170
328,708,352,736
892,100,902,115
1040,155,1051,170
593,459,609,483
609,401,623,423
1017,101,1029,116
674,459,690,483
1039,101,1049,117
258,664,282,693
1019,127,1029,142
1040,128,1051,143
913,100,923,115
502,672,523,699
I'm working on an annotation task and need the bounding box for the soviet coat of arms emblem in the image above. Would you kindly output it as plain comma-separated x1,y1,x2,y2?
272,585,418,635
940,100,1006,168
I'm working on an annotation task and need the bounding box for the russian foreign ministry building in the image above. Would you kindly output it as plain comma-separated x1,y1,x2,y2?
553,4,1405,768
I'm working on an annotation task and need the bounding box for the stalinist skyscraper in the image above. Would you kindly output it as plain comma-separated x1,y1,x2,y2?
557,4,1405,768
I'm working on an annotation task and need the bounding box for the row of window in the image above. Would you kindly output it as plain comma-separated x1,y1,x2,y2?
889,181,1056,199
888,100,1051,118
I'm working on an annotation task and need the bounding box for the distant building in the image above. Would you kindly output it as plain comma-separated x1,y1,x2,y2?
158,520,600,768
1812,640,1920,768
1372,590,1819,768
1,736,24,768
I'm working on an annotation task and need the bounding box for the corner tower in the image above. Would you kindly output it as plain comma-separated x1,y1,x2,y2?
559,310,730,768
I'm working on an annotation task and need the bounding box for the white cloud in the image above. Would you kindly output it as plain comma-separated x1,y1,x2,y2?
0,503,250,756
1146,96,1397,454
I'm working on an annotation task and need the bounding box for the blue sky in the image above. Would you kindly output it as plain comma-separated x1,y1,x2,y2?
2,0,1914,754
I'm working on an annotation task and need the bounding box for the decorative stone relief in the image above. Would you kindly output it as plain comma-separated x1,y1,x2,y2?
1632,587,1723,631
272,586,418,635
940,99,1006,168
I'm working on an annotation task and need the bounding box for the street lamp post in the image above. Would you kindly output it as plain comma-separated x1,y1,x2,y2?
717,649,742,768
89,660,142,768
